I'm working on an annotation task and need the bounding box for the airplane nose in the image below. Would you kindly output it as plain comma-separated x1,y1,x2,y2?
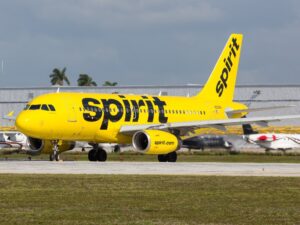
15,113,31,134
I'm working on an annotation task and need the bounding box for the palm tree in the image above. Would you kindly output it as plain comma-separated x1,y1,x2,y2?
77,74,97,86
49,67,70,86
103,81,118,86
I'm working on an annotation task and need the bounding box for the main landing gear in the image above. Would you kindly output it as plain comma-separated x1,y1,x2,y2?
50,140,60,161
157,151,177,162
88,146,107,162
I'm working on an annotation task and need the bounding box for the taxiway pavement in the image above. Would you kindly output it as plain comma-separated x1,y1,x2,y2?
0,161,299,176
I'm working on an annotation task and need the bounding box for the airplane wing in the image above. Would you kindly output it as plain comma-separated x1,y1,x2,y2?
119,114,300,136
225,105,295,117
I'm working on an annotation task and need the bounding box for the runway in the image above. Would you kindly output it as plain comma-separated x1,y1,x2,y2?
0,161,299,176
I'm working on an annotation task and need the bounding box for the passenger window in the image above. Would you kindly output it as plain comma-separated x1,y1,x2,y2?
41,104,49,111
29,104,41,110
48,105,56,111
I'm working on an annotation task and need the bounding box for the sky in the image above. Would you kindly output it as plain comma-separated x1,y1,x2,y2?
0,0,300,87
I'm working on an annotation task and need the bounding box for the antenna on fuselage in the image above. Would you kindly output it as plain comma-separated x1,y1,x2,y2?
56,87,60,93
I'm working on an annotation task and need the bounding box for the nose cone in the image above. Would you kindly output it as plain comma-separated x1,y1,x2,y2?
15,112,31,135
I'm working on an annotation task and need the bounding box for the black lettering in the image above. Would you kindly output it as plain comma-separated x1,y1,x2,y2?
145,100,154,122
220,68,228,88
216,81,224,97
153,97,168,123
215,37,240,97
130,100,144,122
141,96,154,122
224,58,231,72
232,37,240,51
227,54,233,67
100,99,123,130
82,98,102,122
119,95,131,122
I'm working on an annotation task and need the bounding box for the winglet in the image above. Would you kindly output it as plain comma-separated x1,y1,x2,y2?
7,111,15,117
3,111,16,121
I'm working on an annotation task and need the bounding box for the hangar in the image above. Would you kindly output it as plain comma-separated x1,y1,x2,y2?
0,85,300,126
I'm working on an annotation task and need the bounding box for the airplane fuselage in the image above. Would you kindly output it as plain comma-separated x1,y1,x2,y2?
246,133,300,150
16,92,245,144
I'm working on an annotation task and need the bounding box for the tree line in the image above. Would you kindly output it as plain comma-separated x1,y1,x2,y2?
49,67,118,87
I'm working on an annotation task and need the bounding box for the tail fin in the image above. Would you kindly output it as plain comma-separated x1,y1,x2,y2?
195,34,243,103
242,124,258,135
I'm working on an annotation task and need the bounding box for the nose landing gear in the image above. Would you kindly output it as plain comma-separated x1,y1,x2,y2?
50,140,60,161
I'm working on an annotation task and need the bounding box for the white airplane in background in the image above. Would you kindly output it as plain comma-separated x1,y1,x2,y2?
242,124,300,151
0,131,27,149
245,133,300,151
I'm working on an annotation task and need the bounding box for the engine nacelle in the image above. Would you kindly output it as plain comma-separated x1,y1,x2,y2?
27,137,76,155
132,130,180,154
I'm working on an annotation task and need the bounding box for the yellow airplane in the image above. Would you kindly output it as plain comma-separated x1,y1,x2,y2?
15,34,300,162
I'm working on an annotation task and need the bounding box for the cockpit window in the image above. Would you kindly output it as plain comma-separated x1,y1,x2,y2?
41,104,49,111
24,104,30,110
48,104,56,111
29,104,41,110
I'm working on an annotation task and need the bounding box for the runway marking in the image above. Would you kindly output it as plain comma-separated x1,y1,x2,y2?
0,161,299,177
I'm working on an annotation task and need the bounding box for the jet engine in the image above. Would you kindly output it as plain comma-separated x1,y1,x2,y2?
27,137,76,155
132,130,180,154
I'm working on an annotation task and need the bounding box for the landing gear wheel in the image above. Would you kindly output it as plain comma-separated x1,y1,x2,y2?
88,148,107,162
49,152,60,161
166,151,177,162
113,145,121,153
157,152,177,162
158,154,168,162
96,149,107,162
50,141,60,161
88,149,97,161
50,153,55,161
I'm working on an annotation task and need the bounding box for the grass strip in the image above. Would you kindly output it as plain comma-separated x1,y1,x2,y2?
0,174,299,225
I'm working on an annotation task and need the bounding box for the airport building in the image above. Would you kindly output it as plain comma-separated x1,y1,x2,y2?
1,85,300,126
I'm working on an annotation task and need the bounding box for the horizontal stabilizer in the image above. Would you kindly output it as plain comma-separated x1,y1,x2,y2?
226,105,295,118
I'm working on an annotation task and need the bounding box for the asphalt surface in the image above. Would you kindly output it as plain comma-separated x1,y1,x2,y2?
0,161,299,176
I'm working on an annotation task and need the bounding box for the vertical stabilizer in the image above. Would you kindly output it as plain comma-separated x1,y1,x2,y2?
195,34,243,103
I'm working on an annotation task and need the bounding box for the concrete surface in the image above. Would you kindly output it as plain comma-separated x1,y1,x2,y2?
0,161,299,177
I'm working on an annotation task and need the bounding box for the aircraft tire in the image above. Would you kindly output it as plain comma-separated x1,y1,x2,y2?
113,145,121,153
167,152,177,162
97,149,107,162
158,154,168,162
55,154,60,161
49,153,55,161
88,149,98,161
49,153,60,161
